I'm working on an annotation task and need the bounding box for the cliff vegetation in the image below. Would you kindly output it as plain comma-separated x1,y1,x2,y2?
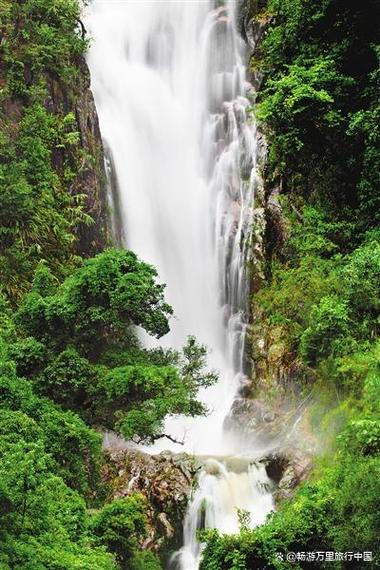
201,0,380,567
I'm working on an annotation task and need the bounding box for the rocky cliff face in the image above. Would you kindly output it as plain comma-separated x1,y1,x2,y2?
102,447,198,560
235,1,296,402
47,57,109,255
74,61,109,254
0,4,110,297
0,4,109,255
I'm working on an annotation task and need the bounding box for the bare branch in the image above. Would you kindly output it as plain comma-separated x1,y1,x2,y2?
132,433,185,446
158,433,185,445
76,17,87,40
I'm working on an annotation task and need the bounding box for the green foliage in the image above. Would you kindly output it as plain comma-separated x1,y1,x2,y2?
0,0,87,93
128,550,162,570
340,419,380,456
257,204,343,354
8,336,47,377
237,509,251,532
0,358,101,497
4,541,116,570
209,1,380,568
256,0,380,233
37,347,96,407
363,365,380,416
103,365,187,440
37,405,102,496
341,240,380,322
251,200,380,570
257,57,352,173
11,250,217,444
258,210,380,375
16,249,173,352
332,341,380,396
0,0,97,301
258,255,337,350
0,424,116,569
297,240,380,365
300,296,352,365
0,243,216,568
285,205,347,258
97,334,217,442
348,46,380,228
32,262,59,297
331,456,380,555
90,495,153,567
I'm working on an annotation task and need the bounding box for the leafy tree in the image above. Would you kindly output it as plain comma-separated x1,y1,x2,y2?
300,296,352,365
0,245,216,567
129,551,162,570
16,249,173,353
341,240,380,323
256,0,380,234
37,348,98,408
37,405,102,496
14,250,217,443
0,359,116,567
90,495,154,568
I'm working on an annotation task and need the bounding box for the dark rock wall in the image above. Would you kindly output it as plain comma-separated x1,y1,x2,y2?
47,57,109,255
238,1,292,396
102,449,198,561
73,59,109,254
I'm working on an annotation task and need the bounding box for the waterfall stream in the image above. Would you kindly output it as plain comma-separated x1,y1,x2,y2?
86,1,273,568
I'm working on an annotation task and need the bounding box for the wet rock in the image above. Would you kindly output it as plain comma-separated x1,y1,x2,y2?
158,512,175,539
102,448,197,551
237,373,253,397
251,206,266,293
238,2,274,90
263,411,276,423
245,16,266,52
265,186,287,256
264,450,313,502
47,58,109,255
244,80,256,100
73,60,109,254
223,397,280,437
265,452,290,484
256,131,268,167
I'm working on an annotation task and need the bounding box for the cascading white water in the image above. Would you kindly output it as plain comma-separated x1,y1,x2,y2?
172,458,273,569
86,1,273,568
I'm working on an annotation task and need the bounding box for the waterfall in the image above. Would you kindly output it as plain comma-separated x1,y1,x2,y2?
172,458,273,569
86,1,273,568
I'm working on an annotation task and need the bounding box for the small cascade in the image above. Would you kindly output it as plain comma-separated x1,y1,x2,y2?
86,1,273,568
172,459,273,569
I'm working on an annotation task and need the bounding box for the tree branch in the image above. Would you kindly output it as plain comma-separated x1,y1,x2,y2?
76,17,87,40
132,433,185,446
158,433,185,445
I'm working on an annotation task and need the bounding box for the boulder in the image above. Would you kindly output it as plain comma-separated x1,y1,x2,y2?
223,397,280,438
102,448,197,552
264,450,313,502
